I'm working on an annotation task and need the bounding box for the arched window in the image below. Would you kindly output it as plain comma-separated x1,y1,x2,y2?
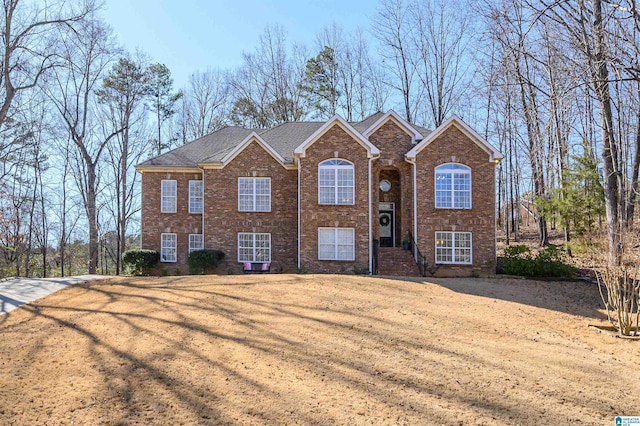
318,159,354,205
435,163,471,209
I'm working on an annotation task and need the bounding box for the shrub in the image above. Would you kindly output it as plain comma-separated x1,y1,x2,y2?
122,249,160,275
188,249,225,274
596,264,640,337
502,245,576,278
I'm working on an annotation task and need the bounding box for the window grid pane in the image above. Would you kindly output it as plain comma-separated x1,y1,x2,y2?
189,181,203,214
237,233,271,263
188,234,203,253
435,165,471,209
161,233,177,262
318,160,354,205
238,178,271,212
161,180,177,213
435,232,472,264
318,228,355,261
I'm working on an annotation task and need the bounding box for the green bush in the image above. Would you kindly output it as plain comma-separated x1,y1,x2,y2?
188,249,225,274
502,245,576,278
122,249,160,275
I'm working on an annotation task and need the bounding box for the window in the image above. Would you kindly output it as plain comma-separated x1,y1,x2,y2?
435,163,471,209
161,180,177,213
435,231,472,264
238,177,271,212
318,159,354,205
189,234,203,253
238,233,271,262
318,227,355,261
161,233,177,262
189,180,203,214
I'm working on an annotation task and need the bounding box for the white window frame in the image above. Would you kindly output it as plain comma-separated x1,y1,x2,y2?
160,233,177,263
189,180,203,214
161,180,177,213
435,231,472,265
188,234,203,253
238,177,271,212
318,159,354,205
318,227,355,261
434,163,472,209
237,233,271,263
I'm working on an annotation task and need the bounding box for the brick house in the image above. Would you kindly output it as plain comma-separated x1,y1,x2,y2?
136,111,503,277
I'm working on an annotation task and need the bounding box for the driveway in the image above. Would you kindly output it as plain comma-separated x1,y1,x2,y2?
0,275,110,314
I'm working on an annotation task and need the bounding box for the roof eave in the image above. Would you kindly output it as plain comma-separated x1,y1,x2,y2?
135,165,202,173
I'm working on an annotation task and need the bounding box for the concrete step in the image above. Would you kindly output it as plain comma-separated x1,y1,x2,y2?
377,247,422,277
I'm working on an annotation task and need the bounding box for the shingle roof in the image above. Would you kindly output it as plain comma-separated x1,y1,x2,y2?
137,126,253,167
352,111,385,133
136,112,433,169
258,122,325,162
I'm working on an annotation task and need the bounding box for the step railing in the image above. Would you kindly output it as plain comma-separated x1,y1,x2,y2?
372,238,379,275
408,232,428,277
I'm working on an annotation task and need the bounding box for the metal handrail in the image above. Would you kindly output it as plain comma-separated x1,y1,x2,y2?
408,232,428,277
372,239,379,275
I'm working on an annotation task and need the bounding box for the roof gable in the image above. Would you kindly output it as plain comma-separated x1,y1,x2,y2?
200,132,293,169
293,115,380,159
362,110,423,143
405,115,503,162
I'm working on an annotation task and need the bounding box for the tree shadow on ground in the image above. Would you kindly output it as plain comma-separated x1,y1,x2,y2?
389,275,607,320
0,274,632,425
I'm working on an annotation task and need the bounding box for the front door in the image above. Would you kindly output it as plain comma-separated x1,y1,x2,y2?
379,202,395,247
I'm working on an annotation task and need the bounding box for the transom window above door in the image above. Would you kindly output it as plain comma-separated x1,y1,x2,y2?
318,159,354,205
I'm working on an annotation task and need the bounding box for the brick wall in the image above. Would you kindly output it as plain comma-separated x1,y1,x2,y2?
141,171,203,274
415,125,497,276
299,124,371,273
139,117,498,277
368,120,415,246
203,141,298,274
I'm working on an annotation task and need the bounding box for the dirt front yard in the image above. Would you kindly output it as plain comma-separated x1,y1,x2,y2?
0,274,638,425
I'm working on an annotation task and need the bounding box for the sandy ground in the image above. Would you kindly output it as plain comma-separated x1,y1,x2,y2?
0,274,638,425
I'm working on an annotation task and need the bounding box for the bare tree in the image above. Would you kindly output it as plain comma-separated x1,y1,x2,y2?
48,17,121,274
179,68,229,141
410,0,475,127
229,25,306,127
97,54,149,274
0,0,96,127
374,0,418,123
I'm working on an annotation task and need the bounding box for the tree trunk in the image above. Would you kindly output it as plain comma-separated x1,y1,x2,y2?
592,0,623,265
87,165,98,274
625,108,640,228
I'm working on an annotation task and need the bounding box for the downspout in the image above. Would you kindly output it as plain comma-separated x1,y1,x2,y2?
368,156,373,275
198,166,205,248
406,157,418,262
368,153,380,275
296,156,301,271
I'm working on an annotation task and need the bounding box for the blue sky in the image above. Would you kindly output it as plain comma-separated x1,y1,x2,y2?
101,0,375,89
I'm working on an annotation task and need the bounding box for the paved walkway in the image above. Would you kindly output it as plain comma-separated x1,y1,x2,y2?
0,275,111,314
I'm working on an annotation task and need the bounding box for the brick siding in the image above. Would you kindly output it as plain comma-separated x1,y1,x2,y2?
415,125,497,276
203,141,298,274
141,172,203,274
139,115,499,277
298,124,371,273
